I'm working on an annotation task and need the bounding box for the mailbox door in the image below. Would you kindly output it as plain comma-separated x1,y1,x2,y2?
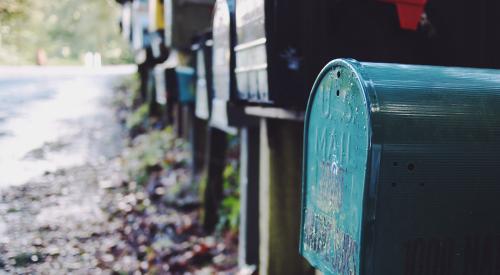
132,0,150,51
164,0,173,46
235,0,268,101
121,2,133,42
210,0,238,132
195,48,211,120
301,61,372,274
212,0,234,102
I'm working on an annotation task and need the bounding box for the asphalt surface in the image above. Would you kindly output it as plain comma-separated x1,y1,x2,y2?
0,65,135,187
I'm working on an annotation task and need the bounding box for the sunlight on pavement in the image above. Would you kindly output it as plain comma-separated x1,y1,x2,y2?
0,66,135,187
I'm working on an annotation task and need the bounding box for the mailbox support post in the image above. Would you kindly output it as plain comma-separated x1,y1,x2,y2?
259,118,314,275
147,70,161,119
203,126,228,233
138,63,149,105
173,103,183,137
238,126,260,267
192,117,208,180
181,104,194,140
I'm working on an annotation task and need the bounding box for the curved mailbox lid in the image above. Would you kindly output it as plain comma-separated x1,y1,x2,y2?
194,40,212,120
301,59,500,274
301,59,371,275
210,0,238,133
132,0,151,51
121,2,133,42
212,0,235,102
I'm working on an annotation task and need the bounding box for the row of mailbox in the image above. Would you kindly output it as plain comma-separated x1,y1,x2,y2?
116,0,500,274
144,53,500,274
120,0,500,118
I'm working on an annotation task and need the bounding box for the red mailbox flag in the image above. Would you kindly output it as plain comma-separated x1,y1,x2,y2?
380,0,427,30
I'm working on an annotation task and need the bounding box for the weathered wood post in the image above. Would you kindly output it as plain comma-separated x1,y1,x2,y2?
258,117,314,275
238,126,260,267
203,0,238,233
192,32,213,181
203,126,228,232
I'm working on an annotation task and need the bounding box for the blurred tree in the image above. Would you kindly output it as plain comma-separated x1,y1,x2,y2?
0,0,131,65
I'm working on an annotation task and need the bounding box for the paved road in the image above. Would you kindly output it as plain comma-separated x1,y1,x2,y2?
0,65,135,187
0,65,136,273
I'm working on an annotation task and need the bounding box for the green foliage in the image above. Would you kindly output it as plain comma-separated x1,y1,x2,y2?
223,164,238,191
123,127,189,186
126,104,149,130
124,129,173,185
198,173,208,222
0,0,131,65
112,74,140,111
217,163,240,233
12,252,44,267
221,196,240,232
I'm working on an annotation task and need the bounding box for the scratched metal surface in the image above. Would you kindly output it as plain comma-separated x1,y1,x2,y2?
301,59,500,274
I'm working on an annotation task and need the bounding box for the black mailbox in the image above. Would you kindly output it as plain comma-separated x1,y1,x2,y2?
234,0,304,106
234,0,425,109
164,0,215,51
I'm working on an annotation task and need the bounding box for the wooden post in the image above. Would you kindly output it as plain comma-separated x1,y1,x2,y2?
147,70,161,119
203,127,228,233
174,103,183,137
259,118,314,275
181,104,193,140
238,126,260,267
137,63,149,105
192,117,208,180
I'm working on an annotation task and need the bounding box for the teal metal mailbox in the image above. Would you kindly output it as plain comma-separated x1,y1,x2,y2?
300,59,500,275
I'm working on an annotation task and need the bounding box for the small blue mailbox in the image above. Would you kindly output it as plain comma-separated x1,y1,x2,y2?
176,66,195,104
